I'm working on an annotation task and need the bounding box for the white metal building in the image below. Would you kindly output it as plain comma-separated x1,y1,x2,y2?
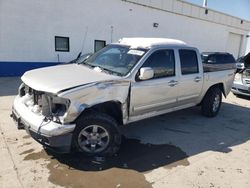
0,0,249,76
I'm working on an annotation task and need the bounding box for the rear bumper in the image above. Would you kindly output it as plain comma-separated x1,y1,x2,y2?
231,81,250,97
12,96,76,153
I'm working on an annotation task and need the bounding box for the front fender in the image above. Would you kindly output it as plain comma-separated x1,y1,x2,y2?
59,81,131,123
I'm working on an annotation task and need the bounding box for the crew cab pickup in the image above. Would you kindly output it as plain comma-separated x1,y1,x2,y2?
12,38,235,156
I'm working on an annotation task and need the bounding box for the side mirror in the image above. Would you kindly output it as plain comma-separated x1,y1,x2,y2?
139,67,154,80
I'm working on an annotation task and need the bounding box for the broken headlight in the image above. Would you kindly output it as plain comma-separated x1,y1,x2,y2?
42,94,70,120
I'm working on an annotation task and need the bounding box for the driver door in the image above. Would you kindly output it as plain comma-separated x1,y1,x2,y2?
129,49,179,119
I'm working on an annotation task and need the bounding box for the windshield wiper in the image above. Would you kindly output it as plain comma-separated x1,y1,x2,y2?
97,66,122,76
79,62,96,68
79,62,123,76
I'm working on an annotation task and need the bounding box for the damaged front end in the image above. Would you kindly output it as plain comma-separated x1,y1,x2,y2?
18,83,71,124
11,83,75,153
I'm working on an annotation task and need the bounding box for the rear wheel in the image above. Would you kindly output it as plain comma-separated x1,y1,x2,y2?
201,87,222,117
73,112,121,156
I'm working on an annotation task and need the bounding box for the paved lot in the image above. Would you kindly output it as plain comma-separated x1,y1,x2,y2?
0,77,250,188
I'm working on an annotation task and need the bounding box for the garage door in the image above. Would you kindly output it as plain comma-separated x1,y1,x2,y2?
226,32,242,59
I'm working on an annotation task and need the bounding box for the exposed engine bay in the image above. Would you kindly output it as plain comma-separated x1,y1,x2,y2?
18,83,70,122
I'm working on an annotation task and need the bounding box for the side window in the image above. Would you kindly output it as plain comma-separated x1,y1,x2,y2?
226,54,236,63
216,54,226,64
207,55,216,64
141,49,175,79
179,50,199,75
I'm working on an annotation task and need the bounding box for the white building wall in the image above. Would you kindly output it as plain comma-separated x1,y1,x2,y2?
0,0,249,63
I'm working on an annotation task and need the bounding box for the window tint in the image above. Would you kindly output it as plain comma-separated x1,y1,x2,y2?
179,50,199,75
223,54,235,63
217,55,227,64
201,54,208,62
207,55,216,63
207,54,236,64
142,49,175,78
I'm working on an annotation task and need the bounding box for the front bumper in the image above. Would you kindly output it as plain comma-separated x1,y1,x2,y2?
231,81,250,97
12,96,76,153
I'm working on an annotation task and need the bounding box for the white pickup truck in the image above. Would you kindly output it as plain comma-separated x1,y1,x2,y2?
12,38,235,156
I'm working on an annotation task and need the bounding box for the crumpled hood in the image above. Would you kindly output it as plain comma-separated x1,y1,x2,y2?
21,64,120,94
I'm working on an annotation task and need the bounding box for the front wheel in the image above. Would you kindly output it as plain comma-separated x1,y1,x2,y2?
73,112,121,156
201,87,222,117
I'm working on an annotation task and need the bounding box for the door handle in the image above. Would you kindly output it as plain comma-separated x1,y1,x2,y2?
168,80,178,87
194,76,201,82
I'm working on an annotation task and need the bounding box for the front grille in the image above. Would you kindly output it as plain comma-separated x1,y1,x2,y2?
23,85,43,104
20,84,44,114
33,90,43,105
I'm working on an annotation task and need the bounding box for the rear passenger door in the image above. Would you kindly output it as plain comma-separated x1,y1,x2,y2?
177,49,203,106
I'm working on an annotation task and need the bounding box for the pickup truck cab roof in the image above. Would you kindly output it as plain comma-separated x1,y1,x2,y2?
118,37,187,49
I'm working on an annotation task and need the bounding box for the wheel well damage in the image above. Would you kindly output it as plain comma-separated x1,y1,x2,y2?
79,101,124,126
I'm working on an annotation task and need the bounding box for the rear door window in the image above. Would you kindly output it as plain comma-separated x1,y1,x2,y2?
179,50,199,75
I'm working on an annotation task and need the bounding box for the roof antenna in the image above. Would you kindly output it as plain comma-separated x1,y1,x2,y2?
77,26,89,59
111,26,114,43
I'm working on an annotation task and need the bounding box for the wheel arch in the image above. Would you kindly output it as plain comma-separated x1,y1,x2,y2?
201,83,223,117
76,101,124,126
217,83,226,97
205,83,226,98
198,83,225,106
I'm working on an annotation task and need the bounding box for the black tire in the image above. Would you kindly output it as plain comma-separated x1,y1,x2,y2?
73,112,121,156
201,87,222,117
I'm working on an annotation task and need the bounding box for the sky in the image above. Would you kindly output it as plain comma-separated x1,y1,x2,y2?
184,0,250,20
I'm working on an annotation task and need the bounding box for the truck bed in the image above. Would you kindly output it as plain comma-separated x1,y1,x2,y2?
203,63,236,72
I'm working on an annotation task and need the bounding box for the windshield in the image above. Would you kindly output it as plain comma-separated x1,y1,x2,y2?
81,45,148,76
